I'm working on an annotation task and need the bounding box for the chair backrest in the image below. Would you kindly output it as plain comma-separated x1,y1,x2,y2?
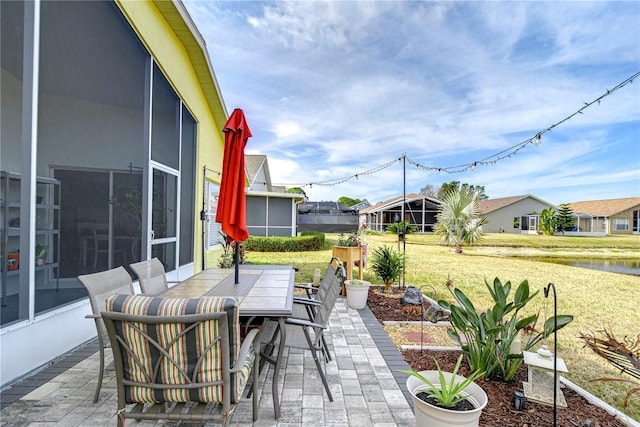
130,257,169,294
101,294,245,406
77,266,134,340
314,257,345,302
313,262,343,328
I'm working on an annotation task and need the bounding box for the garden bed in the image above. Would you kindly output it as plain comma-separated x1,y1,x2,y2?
367,288,629,426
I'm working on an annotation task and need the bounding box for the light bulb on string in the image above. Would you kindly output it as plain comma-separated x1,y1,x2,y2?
535,134,541,146
471,162,476,172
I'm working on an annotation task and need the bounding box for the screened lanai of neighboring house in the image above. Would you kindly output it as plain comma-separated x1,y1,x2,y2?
361,194,440,233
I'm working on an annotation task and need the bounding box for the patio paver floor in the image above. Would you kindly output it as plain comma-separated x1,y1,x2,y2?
0,298,415,426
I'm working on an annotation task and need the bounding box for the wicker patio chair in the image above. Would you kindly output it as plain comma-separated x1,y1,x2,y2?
101,294,260,426
129,257,179,294
77,266,134,402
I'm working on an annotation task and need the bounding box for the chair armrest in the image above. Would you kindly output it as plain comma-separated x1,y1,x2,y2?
293,297,321,307
284,316,325,330
294,283,317,298
231,328,260,373
85,314,100,319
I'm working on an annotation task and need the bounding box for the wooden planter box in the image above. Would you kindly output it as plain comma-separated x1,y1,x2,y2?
332,246,364,295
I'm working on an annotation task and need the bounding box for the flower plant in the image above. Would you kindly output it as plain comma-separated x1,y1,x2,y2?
336,231,361,247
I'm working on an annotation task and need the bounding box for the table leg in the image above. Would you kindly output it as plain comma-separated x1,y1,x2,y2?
272,317,286,419
257,317,287,419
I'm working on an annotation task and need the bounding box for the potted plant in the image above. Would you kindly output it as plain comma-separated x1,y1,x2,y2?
344,278,371,309
400,355,487,427
35,245,48,266
335,231,361,247
369,245,404,293
332,231,364,288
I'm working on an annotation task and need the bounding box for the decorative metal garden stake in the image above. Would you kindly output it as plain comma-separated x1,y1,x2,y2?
546,282,558,426
522,283,566,427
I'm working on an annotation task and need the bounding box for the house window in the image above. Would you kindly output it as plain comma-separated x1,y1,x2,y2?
613,218,629,231
633,210,640,233
205,181,221,249
513,217,520,229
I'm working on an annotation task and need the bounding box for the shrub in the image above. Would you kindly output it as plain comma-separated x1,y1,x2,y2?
386,221,418,236
369,245,405,293
244,233,325,252
218,232,245,267
439,277,573,381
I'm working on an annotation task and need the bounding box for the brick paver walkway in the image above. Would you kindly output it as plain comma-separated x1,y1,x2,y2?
0,298,415,426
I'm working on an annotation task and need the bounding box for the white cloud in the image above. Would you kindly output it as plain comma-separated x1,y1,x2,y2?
183,0,640,204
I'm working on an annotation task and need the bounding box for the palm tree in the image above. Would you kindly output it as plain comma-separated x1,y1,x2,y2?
435,187,487,253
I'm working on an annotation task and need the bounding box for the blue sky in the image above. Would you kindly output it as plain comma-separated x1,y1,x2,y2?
183,1,639,205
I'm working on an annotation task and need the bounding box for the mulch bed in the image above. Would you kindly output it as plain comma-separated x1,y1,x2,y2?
366,287,627,426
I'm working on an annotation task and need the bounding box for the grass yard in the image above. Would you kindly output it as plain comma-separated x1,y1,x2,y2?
209,232,640,419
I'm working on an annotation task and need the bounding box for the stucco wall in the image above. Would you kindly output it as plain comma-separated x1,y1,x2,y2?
609,205,640,234
483,198,554,233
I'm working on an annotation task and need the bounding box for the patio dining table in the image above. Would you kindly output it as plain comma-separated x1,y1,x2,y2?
160,265,295,419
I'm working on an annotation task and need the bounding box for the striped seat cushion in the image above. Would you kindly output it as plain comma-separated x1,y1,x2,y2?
104,294,253,404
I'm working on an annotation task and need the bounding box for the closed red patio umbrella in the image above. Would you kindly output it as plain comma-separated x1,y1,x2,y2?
216,108,252,283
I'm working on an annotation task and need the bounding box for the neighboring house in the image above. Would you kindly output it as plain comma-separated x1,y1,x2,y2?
245,154,272,192
298,201,359,233
244,154,301,237
479,195,555,234
246,191,302,237
203,154,300,247
568,197,640,235
352,200,372,212
360,193,441,233
1,0,230,388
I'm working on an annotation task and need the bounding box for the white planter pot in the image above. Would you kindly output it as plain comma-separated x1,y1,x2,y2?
344,280,371,309
406,370,487,427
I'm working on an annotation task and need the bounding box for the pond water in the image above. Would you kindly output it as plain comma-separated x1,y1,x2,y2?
530,257,640,276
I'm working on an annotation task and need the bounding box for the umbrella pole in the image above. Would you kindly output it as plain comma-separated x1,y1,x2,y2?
234,243,240,284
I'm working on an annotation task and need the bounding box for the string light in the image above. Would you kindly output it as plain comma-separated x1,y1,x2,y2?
208,72,639,188
403,71,638,175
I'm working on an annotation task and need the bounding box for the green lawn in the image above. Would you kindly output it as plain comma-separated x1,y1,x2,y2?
210,232,640,419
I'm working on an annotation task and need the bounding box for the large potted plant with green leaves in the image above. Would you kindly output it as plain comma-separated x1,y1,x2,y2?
369,245,404,293
401,354,487,427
